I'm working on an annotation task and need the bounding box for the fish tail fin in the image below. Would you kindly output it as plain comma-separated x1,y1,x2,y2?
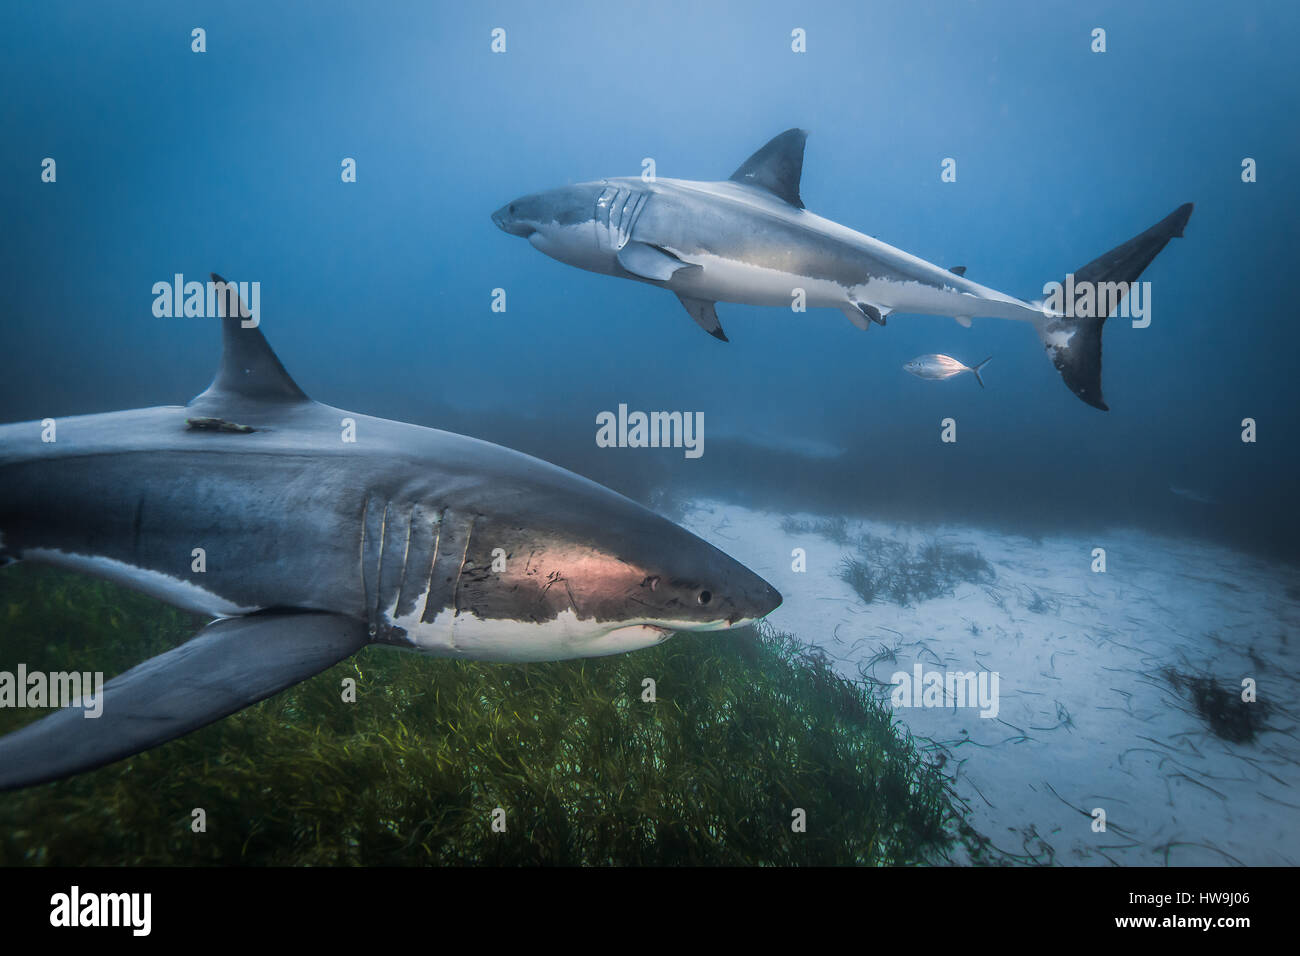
1034,203,1193,411
972,356,992,389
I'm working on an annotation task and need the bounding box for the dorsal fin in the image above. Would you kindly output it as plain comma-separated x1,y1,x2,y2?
729,129,808,208
188,273,309,412
949,265,967,277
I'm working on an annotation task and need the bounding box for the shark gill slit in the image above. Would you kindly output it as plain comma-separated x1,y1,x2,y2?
615,189,646,250
393,502,435,621
452,515,476,616
418,507,446,625
358,494,370,625
595,187,612,245
597,186,629,252
373,501,388,628
375,499,415,633
615,190,635,246
359,491,388,636
629,192,648,245
393,502,415,612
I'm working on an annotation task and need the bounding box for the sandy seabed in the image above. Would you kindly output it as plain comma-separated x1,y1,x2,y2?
682,499,1300,866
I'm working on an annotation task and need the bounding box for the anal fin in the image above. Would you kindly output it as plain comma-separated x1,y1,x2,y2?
0,612,370,791
676,294,727,341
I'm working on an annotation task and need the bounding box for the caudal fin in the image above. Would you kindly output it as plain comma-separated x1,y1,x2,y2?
1035,203,1193,411
971,356,992,389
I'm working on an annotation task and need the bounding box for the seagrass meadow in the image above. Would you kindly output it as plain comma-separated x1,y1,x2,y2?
0,565,983,866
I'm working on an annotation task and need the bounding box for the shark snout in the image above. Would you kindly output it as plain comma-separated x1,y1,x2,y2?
752,578,783,620
734,568,783,624
491,203,535,238
656,521,783,629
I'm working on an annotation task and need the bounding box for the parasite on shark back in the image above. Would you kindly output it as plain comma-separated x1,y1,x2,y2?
494,129,1193,410
0,277,782,790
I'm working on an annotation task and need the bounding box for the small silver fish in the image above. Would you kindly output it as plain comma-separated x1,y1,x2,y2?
903,354,993,388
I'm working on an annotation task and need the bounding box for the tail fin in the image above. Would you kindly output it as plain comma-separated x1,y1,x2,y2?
971,356,992,389
1035,203,1193,410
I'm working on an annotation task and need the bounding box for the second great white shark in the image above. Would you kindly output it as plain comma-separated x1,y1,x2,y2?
493,129,1193,411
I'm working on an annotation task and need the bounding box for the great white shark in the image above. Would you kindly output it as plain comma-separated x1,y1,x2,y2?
493,129,1194,410
0,278,781,790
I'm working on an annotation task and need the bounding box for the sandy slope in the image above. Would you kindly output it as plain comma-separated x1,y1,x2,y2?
681,500,1300,866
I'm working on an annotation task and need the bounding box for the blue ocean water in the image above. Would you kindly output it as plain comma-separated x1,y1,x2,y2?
1,0,1296,559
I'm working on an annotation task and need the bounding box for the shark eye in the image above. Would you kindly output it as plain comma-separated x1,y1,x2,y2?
696,589,712,606
642,575,660,591
508,204,517,215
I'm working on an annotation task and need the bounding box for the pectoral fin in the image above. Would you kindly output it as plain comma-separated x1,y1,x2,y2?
0,612,370,791
617,241,699,282
676,294,728,341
